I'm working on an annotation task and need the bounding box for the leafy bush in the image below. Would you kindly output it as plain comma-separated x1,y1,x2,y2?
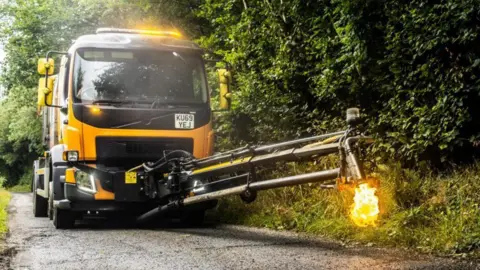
199,0,480,167
0,86,42,187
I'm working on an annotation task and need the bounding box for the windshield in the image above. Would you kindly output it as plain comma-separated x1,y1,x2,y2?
72,48,208,105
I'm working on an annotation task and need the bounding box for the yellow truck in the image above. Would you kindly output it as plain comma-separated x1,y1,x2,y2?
33,28,375,229
33,28,230,228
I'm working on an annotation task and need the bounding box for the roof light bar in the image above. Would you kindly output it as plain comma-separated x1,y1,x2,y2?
96,28,182,38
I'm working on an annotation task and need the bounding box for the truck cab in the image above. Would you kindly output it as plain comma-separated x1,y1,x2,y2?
32,28,231,228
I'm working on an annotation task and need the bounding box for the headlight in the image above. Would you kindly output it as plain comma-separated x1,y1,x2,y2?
75,170,96,193
63,150,79,162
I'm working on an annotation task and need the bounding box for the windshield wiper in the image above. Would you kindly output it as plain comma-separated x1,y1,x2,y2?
91,99,129,105
112,112,178,129
91,99,152,106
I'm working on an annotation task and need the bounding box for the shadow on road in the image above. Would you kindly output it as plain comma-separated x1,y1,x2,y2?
73,213,346,253
73,212,219,230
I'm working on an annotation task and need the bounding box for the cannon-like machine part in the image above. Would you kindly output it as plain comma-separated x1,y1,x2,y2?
134,108,373,223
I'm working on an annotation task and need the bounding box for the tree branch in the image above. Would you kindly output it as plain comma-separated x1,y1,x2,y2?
242,0,248,10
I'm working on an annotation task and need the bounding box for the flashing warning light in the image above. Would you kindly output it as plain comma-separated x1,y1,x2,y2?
96,28,182,38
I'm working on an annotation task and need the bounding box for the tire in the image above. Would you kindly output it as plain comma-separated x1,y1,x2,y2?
53,207,75,229
33,170,48,218
48,182,53,220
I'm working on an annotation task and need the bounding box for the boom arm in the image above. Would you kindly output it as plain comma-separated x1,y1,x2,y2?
131,108,374,223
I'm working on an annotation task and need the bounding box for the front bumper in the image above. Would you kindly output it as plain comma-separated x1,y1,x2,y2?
59,183,216,213
64,164,148,199
60,164,217,213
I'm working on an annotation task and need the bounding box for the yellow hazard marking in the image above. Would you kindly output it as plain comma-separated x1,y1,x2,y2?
191,156,252,175
125,172,137,184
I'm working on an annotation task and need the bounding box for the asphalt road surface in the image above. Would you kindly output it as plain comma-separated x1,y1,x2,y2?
2,193,478,270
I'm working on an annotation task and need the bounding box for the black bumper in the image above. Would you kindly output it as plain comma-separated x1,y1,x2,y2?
60,166,153,212
61,165,217,213
64,165,149,202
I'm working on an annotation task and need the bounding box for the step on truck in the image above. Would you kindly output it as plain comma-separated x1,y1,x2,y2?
33,28,375,229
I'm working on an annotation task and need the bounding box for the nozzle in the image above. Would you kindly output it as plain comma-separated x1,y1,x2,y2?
346,108,361,127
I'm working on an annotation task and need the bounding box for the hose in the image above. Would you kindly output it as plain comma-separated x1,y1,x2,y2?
149,150,193,168
127,150,195,173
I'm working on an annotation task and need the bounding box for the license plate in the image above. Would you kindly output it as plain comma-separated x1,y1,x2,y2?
175,114,194,129
125,172,137,184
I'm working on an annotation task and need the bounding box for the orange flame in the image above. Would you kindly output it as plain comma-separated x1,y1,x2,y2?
351,183,379,227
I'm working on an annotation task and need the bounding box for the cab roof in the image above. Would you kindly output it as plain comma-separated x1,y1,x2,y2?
68,28,202,54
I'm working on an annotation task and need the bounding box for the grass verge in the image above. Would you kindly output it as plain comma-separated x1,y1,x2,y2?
7,185,31,193
0,189,11,243
5,169,32,193
215,161,480,257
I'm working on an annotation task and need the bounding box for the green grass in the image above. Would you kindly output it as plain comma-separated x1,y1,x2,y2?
215,160,480,257
6,168,32,193
0,189,11,240
7,185,31,193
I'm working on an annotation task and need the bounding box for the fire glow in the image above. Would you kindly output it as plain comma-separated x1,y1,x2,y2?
351,183,379,227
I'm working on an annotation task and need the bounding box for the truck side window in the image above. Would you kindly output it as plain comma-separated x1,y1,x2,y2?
57,57,69,106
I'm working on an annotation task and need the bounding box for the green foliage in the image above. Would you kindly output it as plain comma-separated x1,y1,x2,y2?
198,0,480,166
0,86,42,187
8,185,31,193
85,0,208,37
0,0,103,91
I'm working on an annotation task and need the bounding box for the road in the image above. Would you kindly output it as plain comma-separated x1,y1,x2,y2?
2,193,478,270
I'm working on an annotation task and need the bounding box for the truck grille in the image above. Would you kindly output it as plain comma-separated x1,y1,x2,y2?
96,137,194,166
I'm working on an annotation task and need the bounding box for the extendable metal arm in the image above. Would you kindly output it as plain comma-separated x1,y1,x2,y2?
135,108,372,224
136,168,340,223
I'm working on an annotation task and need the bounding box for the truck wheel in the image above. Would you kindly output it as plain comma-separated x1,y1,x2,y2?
33,171,48,217
48,182,53,220
53,207,75,229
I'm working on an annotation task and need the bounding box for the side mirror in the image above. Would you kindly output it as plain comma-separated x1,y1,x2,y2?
217,69,232,110
37,58,54,75
37,77,55,107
